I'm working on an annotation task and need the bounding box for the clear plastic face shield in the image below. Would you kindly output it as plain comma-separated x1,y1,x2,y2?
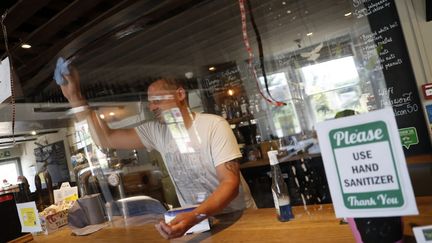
147,86,201,153
147,94,176,124
10,0,422,237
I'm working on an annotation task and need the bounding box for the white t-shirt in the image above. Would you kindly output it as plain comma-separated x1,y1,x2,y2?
135,113,254,213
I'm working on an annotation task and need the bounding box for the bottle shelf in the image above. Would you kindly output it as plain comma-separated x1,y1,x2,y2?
227,114,254,124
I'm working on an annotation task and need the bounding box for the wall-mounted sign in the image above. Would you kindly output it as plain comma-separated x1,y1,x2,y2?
0,150,11,159
316,108,418,218
399,127,419,149
422,83,432,100
426,104,432,131
413,225,432,243
0,57,11,103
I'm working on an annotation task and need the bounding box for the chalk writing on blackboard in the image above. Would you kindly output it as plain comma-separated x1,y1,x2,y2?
353,0,391,18
378,87,419,117
359,20,403,72
357,0,432,155
35,141,70,185
202,66,242,94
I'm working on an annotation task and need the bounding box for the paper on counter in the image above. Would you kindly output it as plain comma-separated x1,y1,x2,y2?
0,57,11,103
165,206,210,235
70,222,108,236
16,201,42,233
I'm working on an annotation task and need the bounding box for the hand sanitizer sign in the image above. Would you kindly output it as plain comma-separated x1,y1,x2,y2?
331,121,403,209
316,108,418,218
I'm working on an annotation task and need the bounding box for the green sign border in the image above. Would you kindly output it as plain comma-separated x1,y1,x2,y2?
329,121,404,209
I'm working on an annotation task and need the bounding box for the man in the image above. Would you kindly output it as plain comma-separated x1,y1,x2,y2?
60,68,255,239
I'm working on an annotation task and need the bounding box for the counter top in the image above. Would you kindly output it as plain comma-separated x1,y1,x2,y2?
240,153,321,169
32,196,432,243
0,185,19,196
406,153,432,165
240,153,432,169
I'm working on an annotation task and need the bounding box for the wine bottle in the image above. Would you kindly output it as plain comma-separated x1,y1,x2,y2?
268,150,294,222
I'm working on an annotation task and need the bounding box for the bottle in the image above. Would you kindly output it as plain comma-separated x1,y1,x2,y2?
268,150,294,222
248,99,255,115
240,96,249,116
255,125,262,144
259,94,267,111
221,104,227,119
214,104,221,115
232,97,241,118
254,94,261,113
105,202,113,222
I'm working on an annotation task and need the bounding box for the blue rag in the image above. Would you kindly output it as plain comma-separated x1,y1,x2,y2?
53,57,71,85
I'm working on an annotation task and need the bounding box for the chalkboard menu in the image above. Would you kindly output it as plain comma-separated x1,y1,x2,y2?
353,0,431,156
35,141,70,185
200,63,245,114
201,65,243,97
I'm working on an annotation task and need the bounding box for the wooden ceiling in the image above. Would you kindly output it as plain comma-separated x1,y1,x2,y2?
0,0,208,100
0,0,357,140
1,0,353,101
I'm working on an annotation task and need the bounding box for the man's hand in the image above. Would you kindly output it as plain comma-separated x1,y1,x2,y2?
60,67,86,107
154,160,240,239
155,211,204,239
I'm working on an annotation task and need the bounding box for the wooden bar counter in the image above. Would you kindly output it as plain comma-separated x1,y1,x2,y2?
32,196,432,243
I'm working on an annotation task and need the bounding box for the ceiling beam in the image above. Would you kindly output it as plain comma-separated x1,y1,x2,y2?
3,0,52,33
0,138,37,145
22,0,105,47
20,0,139,95
0,130,57,139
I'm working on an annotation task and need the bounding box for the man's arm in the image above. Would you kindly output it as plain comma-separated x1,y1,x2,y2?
85,111,144,149
61,68,144,150
156,159,240,239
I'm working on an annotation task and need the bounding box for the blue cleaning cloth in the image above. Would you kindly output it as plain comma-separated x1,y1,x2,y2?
53,57,71,85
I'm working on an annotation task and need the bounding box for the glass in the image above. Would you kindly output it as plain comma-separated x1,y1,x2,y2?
72,120,167,226
1,0,417,224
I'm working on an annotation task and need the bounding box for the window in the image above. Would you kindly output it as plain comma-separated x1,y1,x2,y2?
259,73,302,137
0,159,21,184
300,56,367,122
